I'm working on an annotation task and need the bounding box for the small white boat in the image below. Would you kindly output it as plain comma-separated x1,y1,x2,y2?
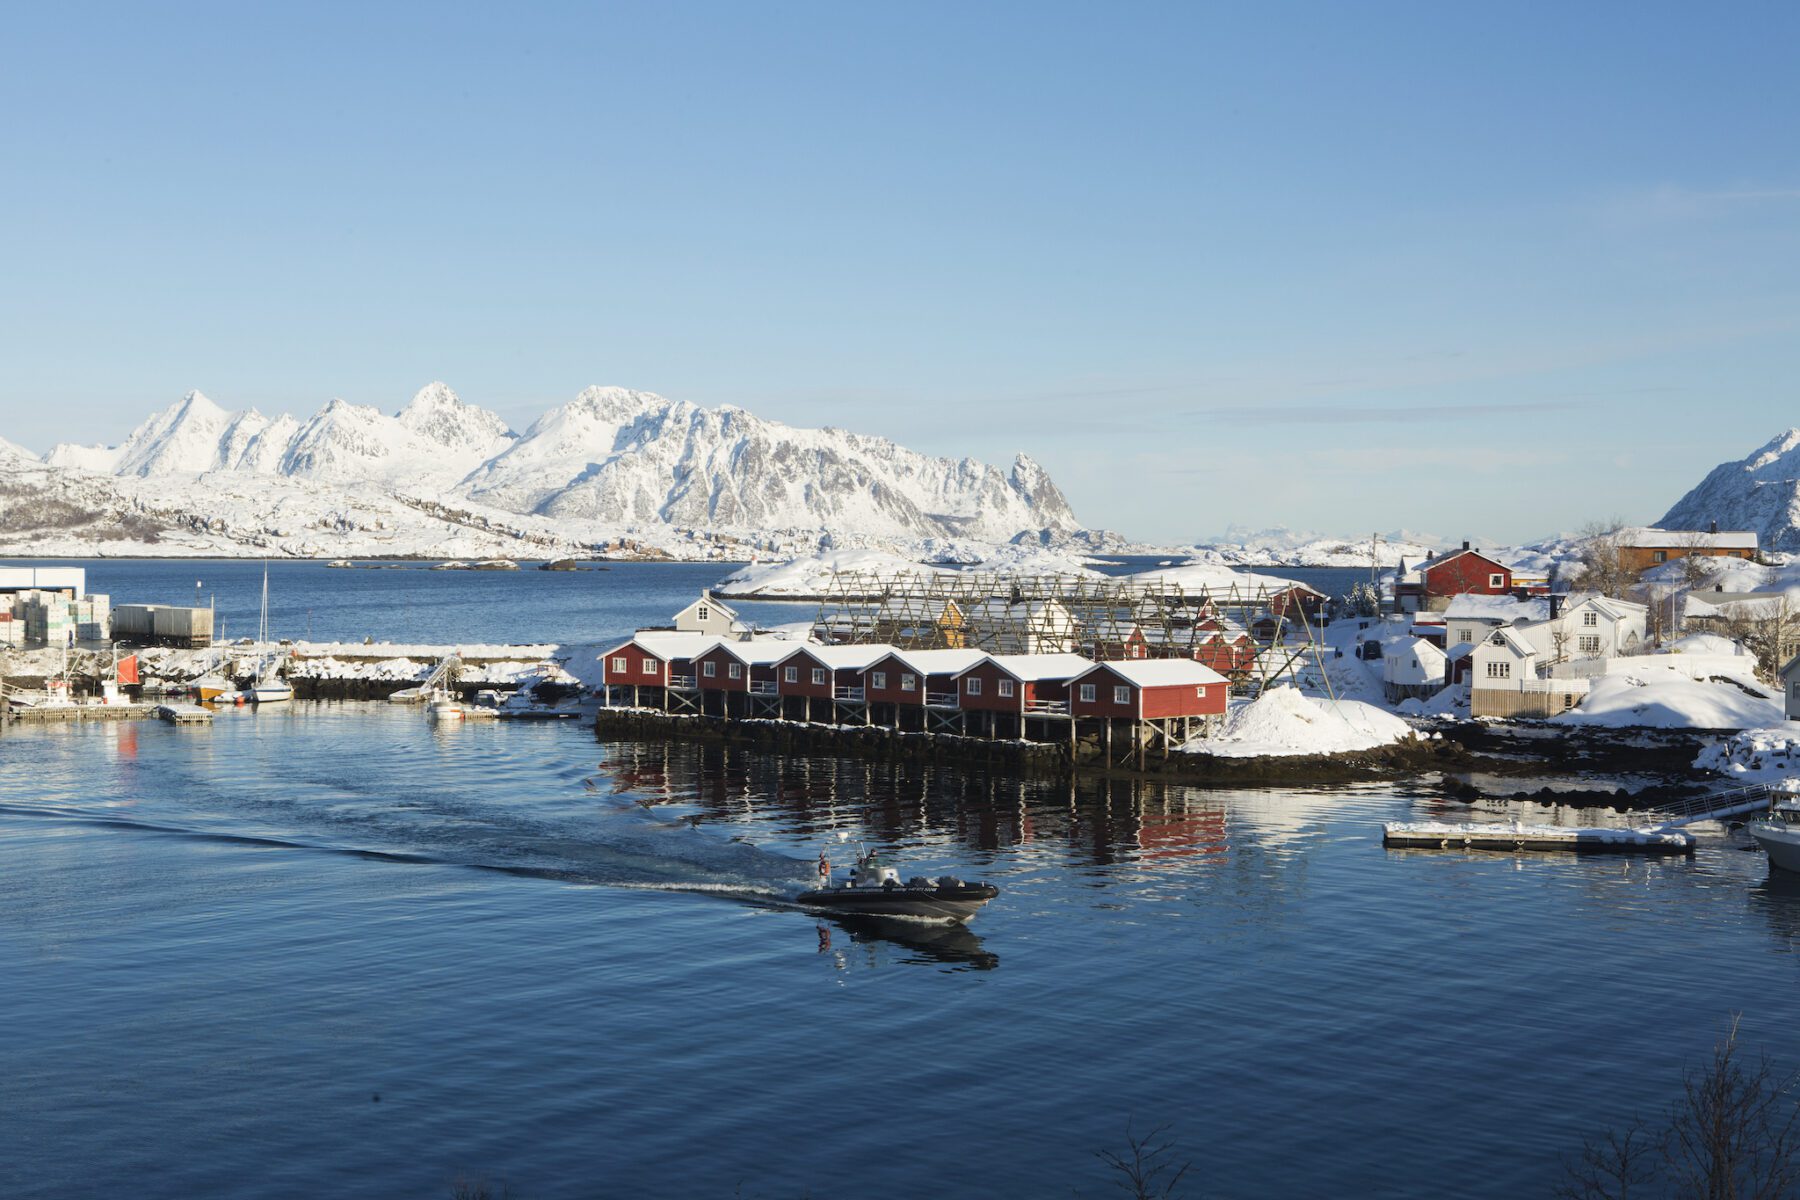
247,562,292,704
1749,796,1800,873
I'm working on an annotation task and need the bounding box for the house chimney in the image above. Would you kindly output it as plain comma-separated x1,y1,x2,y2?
1461,540,1470,551
1710,520,1718,534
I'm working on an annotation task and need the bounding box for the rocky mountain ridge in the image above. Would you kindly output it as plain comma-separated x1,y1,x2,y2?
8,383,1088,558
1659,428,1800,554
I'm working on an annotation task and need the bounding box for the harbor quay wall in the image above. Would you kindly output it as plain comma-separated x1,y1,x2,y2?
594,708,1075,779
592,708,1483,788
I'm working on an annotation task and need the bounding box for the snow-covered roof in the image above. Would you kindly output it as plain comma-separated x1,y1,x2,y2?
1617,528,1758,550
783,643,896,671
1443,594,1548,622
1385,637,1447,670
1478,627,1537,658
981,653,1097,682
604,631,720,661
874,647,990,676
1075,659,1228,688
708,638,806,666
1567,594,1647,620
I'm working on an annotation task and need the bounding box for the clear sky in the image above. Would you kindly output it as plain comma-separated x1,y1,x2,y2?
3,2,1797,546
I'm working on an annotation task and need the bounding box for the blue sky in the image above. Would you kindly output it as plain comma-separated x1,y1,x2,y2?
3,2,1797,545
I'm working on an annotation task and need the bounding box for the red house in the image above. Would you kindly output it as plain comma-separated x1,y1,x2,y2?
956,653,1092,737
600,633,720,700
692,640,797,715
863,648,990,728
1068,660,1228,722
1420,542,1513,609
775,643,893,720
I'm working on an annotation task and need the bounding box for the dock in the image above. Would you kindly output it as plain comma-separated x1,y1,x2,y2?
155,703,214,725
7,702,158,724
1383,820,1695,854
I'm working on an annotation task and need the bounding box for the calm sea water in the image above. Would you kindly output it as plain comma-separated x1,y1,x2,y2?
5,557,1370,648
6,563,1787,1198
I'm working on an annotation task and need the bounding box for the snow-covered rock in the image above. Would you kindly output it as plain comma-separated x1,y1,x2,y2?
1176,527,1445,568
1185,686,1415,757
1660,429,1800,554
1694,728,1800,785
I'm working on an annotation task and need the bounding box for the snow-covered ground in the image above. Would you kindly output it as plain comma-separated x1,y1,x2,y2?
1550,663,1783,730
1183,686,1415,758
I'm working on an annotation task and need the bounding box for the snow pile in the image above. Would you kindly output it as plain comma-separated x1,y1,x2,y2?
1553,664,1784,730
286,656,431,682
1694,728,1800,785
1665,633,1751,657
1186,686,1415,758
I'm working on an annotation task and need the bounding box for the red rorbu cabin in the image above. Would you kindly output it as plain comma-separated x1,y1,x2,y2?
1068,660,1228,723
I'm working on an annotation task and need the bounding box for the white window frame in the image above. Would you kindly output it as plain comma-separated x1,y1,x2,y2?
703,660,716,678
784,666,798,683
1079,683,1096,703
1485,661,1511,679
871,671,887,690
728,662,743,680
966,677,982,696
1114,685,1131,705
1582,611,1598,627
642,659,656,675
1579,636,1601,655
812,668,827,685
612,656,628,673
1488,573,1505,588
1195,685,1207,698
697,604,710,622
900,673,916,692
1459,629,1472,643
998,678,1015,698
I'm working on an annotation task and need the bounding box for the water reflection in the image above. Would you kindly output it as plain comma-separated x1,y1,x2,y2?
601,741,1248,870
1749,860,1800,952
815,916,999,972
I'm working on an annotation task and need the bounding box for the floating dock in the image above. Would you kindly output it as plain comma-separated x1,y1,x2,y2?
155,703,214,725
1383,820,1695,854
8,703,158,724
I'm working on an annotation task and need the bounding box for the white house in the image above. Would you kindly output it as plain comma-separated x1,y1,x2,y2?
673,591,749,640
1443,594,1550,652
966,598,1079,655
1781,654,1800,722
1468,626,1588,718
1535,595,1646,661
1383,637,1447,703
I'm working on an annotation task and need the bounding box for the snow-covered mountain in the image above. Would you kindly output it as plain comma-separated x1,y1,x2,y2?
460,386,1073,541
12,382,1087,558
1660,429,1800,553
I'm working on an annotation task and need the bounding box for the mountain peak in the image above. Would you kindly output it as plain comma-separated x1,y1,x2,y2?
1659,426,1800,553
396,381,514,452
